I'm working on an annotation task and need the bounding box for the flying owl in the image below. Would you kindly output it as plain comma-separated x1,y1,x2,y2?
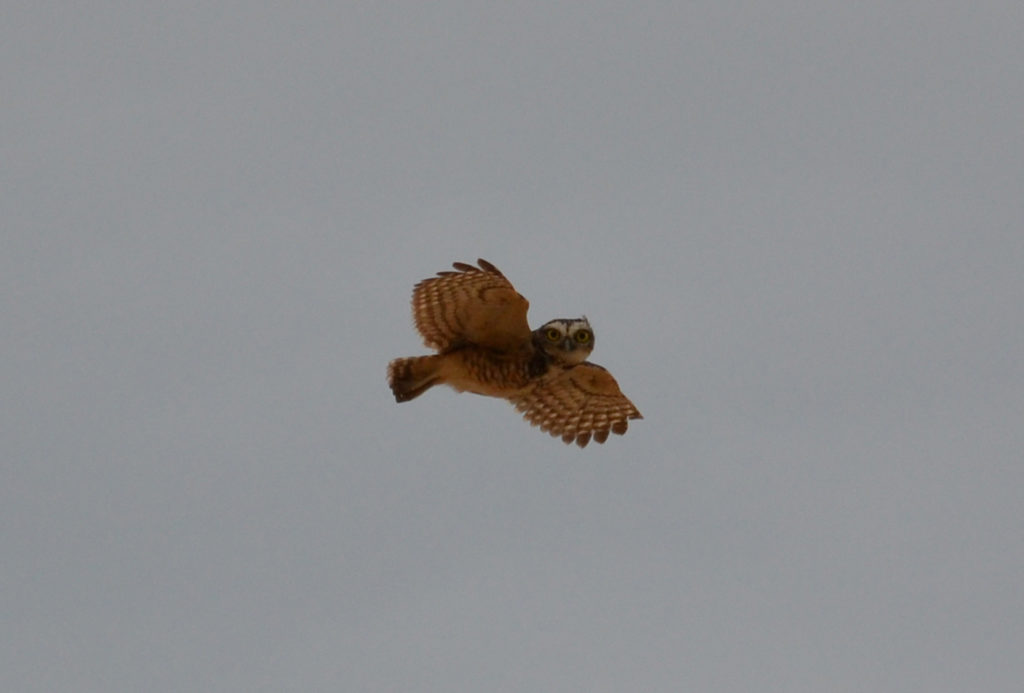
387,259,642,447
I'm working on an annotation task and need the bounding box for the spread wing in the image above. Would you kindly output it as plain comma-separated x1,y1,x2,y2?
410,259,532,353
510,362,642,448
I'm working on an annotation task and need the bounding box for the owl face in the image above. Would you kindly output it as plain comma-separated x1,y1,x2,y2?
534,318,594,366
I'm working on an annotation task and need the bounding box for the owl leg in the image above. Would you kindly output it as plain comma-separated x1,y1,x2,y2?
387,355,443,402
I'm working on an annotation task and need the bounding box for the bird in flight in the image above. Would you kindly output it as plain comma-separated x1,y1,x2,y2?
387,259,641,447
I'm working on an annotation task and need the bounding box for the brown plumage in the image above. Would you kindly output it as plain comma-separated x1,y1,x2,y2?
387,259,641,447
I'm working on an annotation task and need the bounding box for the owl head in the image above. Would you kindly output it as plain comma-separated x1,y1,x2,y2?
533,317,594,366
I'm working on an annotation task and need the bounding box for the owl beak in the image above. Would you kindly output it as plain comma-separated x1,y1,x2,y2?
561,337,574,351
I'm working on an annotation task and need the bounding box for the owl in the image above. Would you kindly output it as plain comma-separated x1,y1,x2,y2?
387,259,642,447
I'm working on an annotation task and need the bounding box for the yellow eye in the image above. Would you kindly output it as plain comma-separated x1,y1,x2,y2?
546,328,561,341
574,330,591,343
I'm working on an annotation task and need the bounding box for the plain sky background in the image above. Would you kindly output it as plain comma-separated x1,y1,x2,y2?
4,2,1023,691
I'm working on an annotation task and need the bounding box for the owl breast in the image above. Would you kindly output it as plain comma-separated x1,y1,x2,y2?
436,346,544,397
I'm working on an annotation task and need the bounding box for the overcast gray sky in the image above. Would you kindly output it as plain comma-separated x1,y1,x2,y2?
4,2,1023,691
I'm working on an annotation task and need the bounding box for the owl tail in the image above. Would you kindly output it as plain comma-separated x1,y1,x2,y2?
388,355,442,402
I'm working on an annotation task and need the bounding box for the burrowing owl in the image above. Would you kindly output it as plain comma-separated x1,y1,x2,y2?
387,259,642,447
